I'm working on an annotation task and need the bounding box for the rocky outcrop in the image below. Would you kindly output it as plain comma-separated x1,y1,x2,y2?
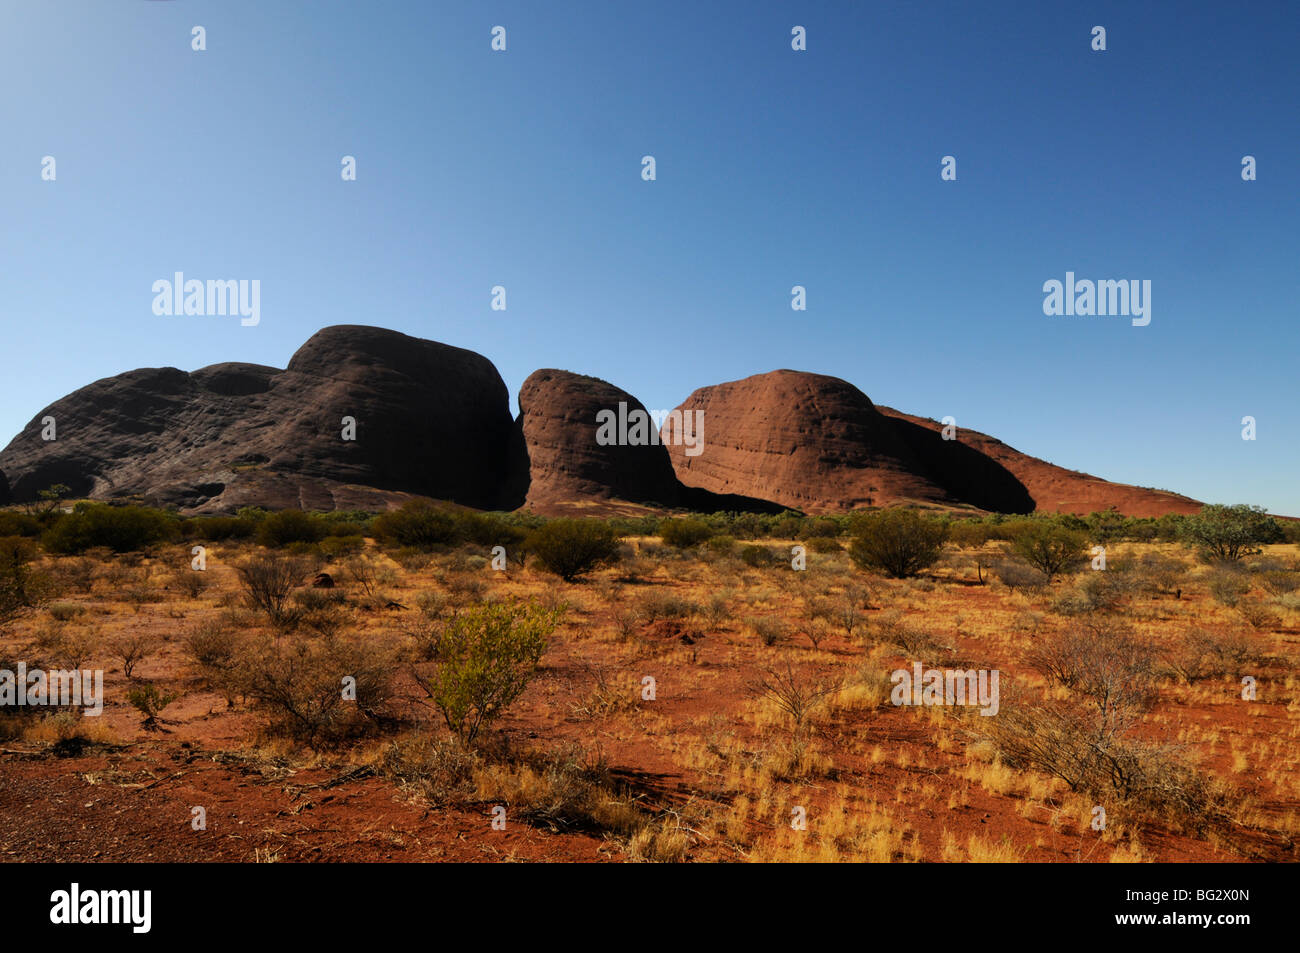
516,370,684,510
661,370,1030,514
0,328,1205,518
0,326,521,513
663,369,1194,517
514,369,785,516
875,406,1203,517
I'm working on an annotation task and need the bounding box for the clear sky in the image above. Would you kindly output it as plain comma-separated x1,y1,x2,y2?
2,1,1296,513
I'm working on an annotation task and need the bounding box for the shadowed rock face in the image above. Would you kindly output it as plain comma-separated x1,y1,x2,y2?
875,406,1204,517
0,326,521,513
514,369,786,516
516,369,683,509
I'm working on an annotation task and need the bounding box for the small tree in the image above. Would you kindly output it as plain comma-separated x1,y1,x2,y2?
528,519,621,582
23,483,71,522
109,631,163,679
1006,521,1088,582
421,601,559,744
1180,504,1284,563
848,509,948,578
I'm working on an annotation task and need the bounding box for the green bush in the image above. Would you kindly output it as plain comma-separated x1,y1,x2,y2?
1005,521,1088,582
0,512,43,538
805,536,843,554
528,519,621,582
1180,504,1284,563
705,535,737,556
0,536,55,630
739,544,772,567
659,518,714,548
452,511,527,548
42,503,178,554
183,515,257,541
420,601,560,744
848,509,948,578
256,509,328,548
373,500,458,550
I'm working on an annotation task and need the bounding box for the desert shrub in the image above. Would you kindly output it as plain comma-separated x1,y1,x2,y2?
748,662,838,736
988,558,1047,592
0,512,43,537
1051,570,1137,615
51,557,96,594
127,682,178,730
739,544,773,568
318,535,365,558
1026,623,1157,719
292,588,350,637
1163,627,1257,683
1249,561,1299,597
875,614,949,657
1206,567,1251,607
169,563,209,599
389,547,430,572
745,615,790,646
236,552,313,626
832,586,868,639
185,619,243,683
0,536,55,630
1004,521,1088,582
1180,503,1284,563
237,632,400,747
444,573,487,606
452,512,527,549
416,601,559,744
638,590,699,623
1131,552,1188,595
948,521,994,549
659,518,714,549
980,691,1228,835
107,631,163,679
528,519,621,582
185,516,257,541
343,555,381,597
848,509,948,579
255,509,328,548
31,621,95,669
373,500,458,550
805,518,840,539
1236,599,1280,630
42,504,178,554
704,535,737,557
380,735,480,805
688,595,725,632
46,601,84,622
805,536,843,554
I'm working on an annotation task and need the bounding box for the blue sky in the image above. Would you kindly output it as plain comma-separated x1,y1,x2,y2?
2,1,1297,513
